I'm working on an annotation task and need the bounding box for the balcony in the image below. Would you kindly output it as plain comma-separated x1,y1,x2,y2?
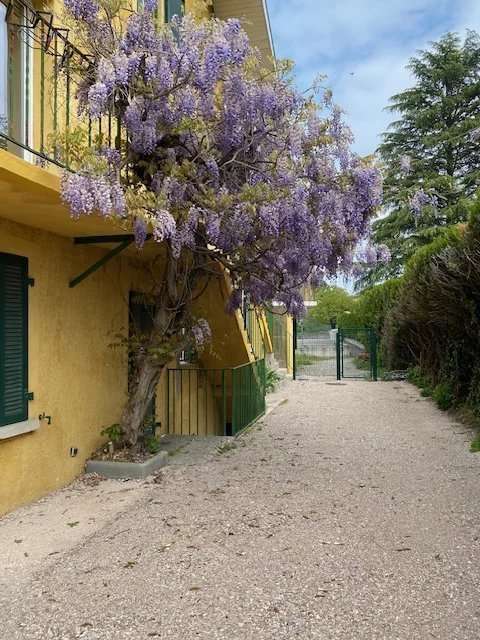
0,0,122,169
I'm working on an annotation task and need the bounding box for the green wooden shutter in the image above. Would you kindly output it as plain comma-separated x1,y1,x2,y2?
0,253,28,427
165,0,184,22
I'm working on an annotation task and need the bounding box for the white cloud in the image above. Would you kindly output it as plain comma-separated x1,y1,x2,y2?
268,0,480,155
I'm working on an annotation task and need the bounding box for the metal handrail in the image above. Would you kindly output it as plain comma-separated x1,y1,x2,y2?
1,0,119,168
167,359,266,436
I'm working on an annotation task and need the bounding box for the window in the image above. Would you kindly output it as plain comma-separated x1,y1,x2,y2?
0,253,29,427
0,1,30,155
0,2,8,146
164,0,184,22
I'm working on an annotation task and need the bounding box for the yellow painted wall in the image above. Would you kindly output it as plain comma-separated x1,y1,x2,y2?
0,0,272,515
186,0,213,19
286,315,294,374
0,214,252,515
0,216,134,515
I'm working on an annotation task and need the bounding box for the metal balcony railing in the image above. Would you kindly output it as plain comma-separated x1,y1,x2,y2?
166,359,266,436
0,0,120,169
240,295,270,360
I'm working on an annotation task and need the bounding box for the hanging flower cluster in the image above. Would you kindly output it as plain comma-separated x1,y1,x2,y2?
409,189,438,216
61,1,384,316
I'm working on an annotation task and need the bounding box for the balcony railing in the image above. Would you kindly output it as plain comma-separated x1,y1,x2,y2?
0,0,120,169
166,359,266,437
240,295,270,360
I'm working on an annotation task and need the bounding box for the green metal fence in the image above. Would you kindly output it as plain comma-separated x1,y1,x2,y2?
336,327,378,381
167,359,266,437
266,309,291,369
232,359,266,435
294,321,337,378
293,323,378,381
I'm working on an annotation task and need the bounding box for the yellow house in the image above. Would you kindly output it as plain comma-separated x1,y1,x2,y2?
0,0,275,515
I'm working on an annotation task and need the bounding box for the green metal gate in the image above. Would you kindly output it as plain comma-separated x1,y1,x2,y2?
336,327,377,381
294,321,338,378
293,322,377,381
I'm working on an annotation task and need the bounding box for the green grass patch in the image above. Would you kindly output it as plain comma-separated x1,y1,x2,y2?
296,353,334,366
420,386,433,397
470,433,480,453
352,355,371,370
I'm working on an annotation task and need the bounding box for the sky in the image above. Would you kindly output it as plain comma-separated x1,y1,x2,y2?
267,0,480,156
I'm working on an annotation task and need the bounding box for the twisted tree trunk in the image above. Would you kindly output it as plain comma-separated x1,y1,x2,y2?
119,253,205,447
121,356,164,447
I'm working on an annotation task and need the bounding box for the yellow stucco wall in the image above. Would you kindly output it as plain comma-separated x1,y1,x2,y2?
0,0,272,515
0,217,134,514
0,214,252,515
286,315,294,374
186,0,213,19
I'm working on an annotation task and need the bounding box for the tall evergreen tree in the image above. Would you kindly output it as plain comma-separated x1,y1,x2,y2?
364,31,480,285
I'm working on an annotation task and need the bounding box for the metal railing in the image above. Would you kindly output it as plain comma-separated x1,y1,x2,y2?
266,309,292,369
166,359,266,437
245,305,266,360
239,297,270,360
336,327,378,381
231,358,266,434
1,0,120,168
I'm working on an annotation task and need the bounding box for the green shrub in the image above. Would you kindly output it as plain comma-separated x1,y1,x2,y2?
407,366,428,388
100,423,123,443
307,286,354,328
352,279,402,335
145,435,161,454
470,433,480,453
265,366,281,393
432,382,454,411
420,386,433,397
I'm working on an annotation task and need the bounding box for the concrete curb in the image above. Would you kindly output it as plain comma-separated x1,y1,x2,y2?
85,451,168,479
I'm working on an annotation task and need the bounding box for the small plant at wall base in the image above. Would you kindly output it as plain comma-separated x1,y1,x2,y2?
100,423,123,444
62,0,384,447
265,367,281,393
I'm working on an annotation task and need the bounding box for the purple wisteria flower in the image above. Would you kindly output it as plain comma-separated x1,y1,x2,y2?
410,189,437,216
61,11,383,317
133,218,148,248
362,245,379,265
143,0,157,13
88,82,109,119
61,173,125,219
152,210,176,243
64,0,98,23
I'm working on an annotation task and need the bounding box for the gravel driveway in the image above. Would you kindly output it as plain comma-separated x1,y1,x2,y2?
1,379,480,639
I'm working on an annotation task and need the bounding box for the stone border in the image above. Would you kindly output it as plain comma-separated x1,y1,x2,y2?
85,451,168,479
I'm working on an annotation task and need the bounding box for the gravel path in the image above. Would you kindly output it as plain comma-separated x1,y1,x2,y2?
1,379,480,639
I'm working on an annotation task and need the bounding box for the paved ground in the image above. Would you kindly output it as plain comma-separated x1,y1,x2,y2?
1,379,480,639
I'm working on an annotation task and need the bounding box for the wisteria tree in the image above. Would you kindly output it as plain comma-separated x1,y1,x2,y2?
62,0,383,445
